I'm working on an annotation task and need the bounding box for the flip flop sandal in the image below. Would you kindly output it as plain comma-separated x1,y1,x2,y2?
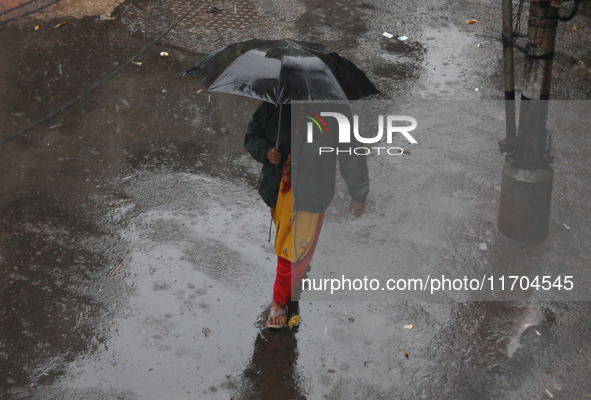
266,305,288,329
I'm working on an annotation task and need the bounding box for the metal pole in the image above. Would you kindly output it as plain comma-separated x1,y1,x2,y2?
517,0,561,162
498,0,561,243
502,0,516,140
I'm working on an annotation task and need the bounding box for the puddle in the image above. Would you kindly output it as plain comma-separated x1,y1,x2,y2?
37,172,275,399
417,25,482,99
505,305,543,357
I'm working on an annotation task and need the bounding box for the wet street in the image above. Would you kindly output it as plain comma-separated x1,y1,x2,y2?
1,0,591,399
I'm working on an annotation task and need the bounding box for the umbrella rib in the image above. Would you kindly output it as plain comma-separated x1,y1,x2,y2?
209,49,281,104
282,55,312,102
296,45,350,101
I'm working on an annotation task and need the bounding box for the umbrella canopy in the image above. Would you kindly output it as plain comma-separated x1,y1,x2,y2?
187,39,379,104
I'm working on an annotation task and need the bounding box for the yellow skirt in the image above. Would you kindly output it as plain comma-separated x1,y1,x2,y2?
272,180,321,264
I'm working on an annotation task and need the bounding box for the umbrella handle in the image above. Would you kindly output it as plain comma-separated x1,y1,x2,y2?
276,103,282,147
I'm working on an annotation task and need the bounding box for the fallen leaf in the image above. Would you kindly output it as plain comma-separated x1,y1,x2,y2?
34,25,40,30
288,314,300,327
466,19,478,24
404,324,414,330
55,21,68,28
196,89,203,94
567,56,584,65
107,263,123,278
572,26,577,32
492,290,498,299
399,349,409,359
402,149,412,156
202,327,211,337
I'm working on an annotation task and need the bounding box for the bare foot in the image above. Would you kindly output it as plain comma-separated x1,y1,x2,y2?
266,300,287,328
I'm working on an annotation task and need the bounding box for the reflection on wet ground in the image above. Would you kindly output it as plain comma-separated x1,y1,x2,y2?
5,161,589,398
1,0,590,398
234,301,306,400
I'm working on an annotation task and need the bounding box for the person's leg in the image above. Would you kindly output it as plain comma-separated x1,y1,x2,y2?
267,186,291,328
267,174,324,327
273,256,292,307
267,213,325,327
289,213,324,300
266,256,291,327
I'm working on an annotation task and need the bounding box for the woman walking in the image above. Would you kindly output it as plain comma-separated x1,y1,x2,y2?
245,102,369,329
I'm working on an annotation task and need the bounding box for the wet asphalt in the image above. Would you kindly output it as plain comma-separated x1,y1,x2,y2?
1,0,591,399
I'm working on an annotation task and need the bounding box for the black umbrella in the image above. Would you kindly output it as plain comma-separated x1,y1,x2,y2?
187,39,378,148
187,39,379,105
